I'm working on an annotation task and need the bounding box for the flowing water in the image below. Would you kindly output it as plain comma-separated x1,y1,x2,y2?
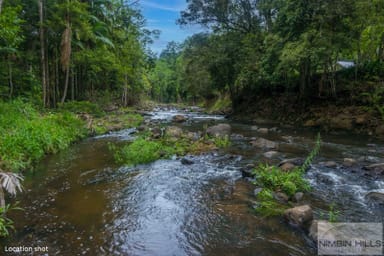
1,107,383,255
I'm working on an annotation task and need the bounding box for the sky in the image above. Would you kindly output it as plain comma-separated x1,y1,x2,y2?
138,0,205,54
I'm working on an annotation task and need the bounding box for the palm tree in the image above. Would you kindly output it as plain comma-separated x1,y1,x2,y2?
0,170,23,209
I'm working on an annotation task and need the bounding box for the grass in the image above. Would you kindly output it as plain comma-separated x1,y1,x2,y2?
112,138,175,165
111,130,232,166
0,100,87,172
93,111,143,135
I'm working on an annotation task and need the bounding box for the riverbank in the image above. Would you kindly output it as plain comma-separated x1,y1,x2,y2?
0,100,144,174
232,94,383,138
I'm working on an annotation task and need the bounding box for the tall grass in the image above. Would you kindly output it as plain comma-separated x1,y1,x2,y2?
0,100,87,172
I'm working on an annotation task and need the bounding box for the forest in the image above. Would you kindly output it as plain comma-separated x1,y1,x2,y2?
0,0,383,108
0,0,383,251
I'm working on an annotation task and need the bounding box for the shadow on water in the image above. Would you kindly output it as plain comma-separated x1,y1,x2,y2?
1,107,383,255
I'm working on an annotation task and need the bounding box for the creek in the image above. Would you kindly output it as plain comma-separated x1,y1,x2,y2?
2,107,383,255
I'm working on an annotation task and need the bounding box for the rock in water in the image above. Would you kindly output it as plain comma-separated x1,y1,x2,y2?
263,151,279,158
206,124,231,137
181,158,194,165
165,126,183,138
363,163,384,171
257,128,269,134
250,138,277,149
284,205,313,227
293,192,304,202
280,162,296,172
343,158,357,167
172,115,187,123
365,191,384,204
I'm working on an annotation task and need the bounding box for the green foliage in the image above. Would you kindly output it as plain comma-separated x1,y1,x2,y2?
212,135,231,148
328,203,340,223
252,134,321,216
300,133,322,172
0,100,86,171
113,138,174,166
0,204,23,237
253,165,311,197
58,101,104,117
254,189,287,217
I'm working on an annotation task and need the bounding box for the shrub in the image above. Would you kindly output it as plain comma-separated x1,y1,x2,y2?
113,138,174,166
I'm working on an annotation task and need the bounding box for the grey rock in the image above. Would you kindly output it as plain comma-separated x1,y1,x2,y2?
343,158,357,167
263,151,279,158
181,158,194,165
273,192,289,203
280,162,296,172
284,205,313,227
250,138,277,149
257,128,269,134
165,126,183,138
254,188,263,197
294,192,304,202
172,115,187,123
320,161,338,168
206,124,231,137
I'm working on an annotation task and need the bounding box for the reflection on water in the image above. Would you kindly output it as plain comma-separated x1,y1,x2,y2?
1,108,383,255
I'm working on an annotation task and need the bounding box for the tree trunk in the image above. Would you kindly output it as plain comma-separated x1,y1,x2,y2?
122,73,128,107
39,0,48,107
8,60,13,99
61,67,70,103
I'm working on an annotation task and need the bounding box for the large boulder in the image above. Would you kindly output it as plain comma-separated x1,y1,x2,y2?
172,115,187,123
250,138,277,149
284,205,313,227
165,126,183,138
206,124,231,137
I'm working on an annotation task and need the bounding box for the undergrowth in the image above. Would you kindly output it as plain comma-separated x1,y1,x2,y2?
0,100,87,172
253,133,321,216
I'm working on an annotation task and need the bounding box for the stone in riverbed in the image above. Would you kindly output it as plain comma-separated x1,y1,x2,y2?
253,188,263,197
363,163,384,172
165,126,183,138
273,192,289,203
250,138,277,149
284,205,313,227
181,158,194,165
172,115,187,123
206,124,231,137
280,162,296,172
263,151,279,158
320,161,338,168
293,192,304,202
365,191,384,204
278,158,304,167
343,158,357,167
257,128,269,134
